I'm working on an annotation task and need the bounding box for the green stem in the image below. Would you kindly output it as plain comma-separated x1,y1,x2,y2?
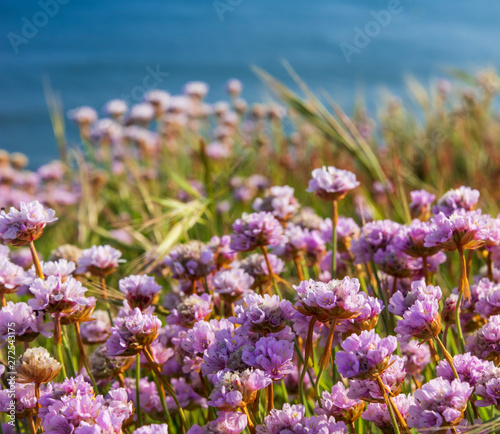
331,200,338,279
376,376,401,434
298,317,316,408
74,323,99,393
62,332,76,378
136,353,143,427
280,379,289,403
455,290,466,353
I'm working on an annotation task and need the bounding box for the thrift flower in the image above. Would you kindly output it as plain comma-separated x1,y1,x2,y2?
230,212,286,252
307,166,359,201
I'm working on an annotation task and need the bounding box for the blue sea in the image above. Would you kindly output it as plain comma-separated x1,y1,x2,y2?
1,0,500,168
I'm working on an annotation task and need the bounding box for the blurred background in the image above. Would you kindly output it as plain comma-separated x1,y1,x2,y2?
1,0,499,168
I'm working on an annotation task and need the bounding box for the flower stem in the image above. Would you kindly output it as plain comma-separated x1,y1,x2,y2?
280,379,289,403
457,246,471,301
243,405,256,434
331,200,338,279
62,331,76,378
135,353,143,427
143,346,187,433
101,277,114,327
376,376,401,434
422,255,429,285
315,319,337,404
266,383,274,413
261,245,281,297
74,322,99,393
434,336,459,379
487,251,493,281
294,256,305,281
53,312,67,378
298,317,316,407
27,415,36,434
29,240,44,280
454,290,466,353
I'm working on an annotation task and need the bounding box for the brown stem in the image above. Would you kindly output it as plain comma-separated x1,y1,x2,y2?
74,322,99,392
391,277,398,297
0,293,5,308
435,336,459,379
101,276,108,300
27,415,36,434
412,375,422,389
298,317,316,406
427,339,440,364
117,373,126,388
53,312,62,345
266,383,274,413
190,280,197,295
319,319,337,369
388,394,410,434
422,255,429,285
242,405,256,434
375,376,402,434
29,240,44,280
294,256,305,281
457,246,471,301
348,421,356,434
261,245,281,296
487,251,493,282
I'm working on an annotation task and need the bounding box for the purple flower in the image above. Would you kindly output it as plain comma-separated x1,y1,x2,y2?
230,212,286,252
181,318,234,356
362,393,414,434
134,424,169,434
394,219,441,258
409,189,435,220
466,314,500,363
213,268,254,302
307,166,359,201
256,403,348,433
424,210,490,251
240,253,284,288
400,340,431,379
201,329,249,377
389,279,442,317
231,293,295,336
0,200,57,246
348,355,406,402
80,310,111,344
166,293,212,328
0,258,27,295
351,220,402,264
209,235,237,268
28,275,88,314
253,185,299,222
291,207,324,231
273,224,326,267
407,378,473,430
335,329,397,380
475,278,500,318
68,106,98,125
0,382,52,417
0,301,51,343
188,411,247,434
242,336,294,381
294,277,366,323
315,382,364,423
433,186,480,217
336,296,383,339
118,274,161,310
475,373,500,408
394,296,441,342
106,308,161,356
436,352,496,388
321,217,360,253
208,369,272,410
164,241,215,281
373,244,421,278
76,245,123,277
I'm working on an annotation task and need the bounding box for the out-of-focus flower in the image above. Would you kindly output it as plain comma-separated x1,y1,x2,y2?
0,201,57,246
307,166,360,201
103,99,128,118
240,253,284,289
336,296,383,339
253,185,299,222
351,220,402,264
134,423,170,434
436,352,496,389
164,241,215,281
407,378,473,431
76,245,123,276
0,301,52,343
226,78,243,97
433,186,480,217
213,268,254,302
475,278,500,318
362,393,414,434
273,224,326,267
89,345,134,379
187,411,247,434
0,258,27,297
315,382,364,424
106,308,161,356
321,217,360,254
409,189,435,220
466,314,500,363
81,310,111,344
208,369,271,410
230,212,286,252
335,329,397,380
166,293,212,328
16,347,61,384
400,340,431,380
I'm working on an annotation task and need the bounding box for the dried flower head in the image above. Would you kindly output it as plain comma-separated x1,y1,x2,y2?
16,347,61,384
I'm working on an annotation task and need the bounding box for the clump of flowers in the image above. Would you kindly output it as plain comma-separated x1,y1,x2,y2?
119,274,161,310
466,314,500,363
164,241,215,281
0,200,57,246
166,293,212,328
315,382,364,425
230,211,286,252
76,244,123,276
307,166,359,201
433,185,480,216
252,185,299,222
